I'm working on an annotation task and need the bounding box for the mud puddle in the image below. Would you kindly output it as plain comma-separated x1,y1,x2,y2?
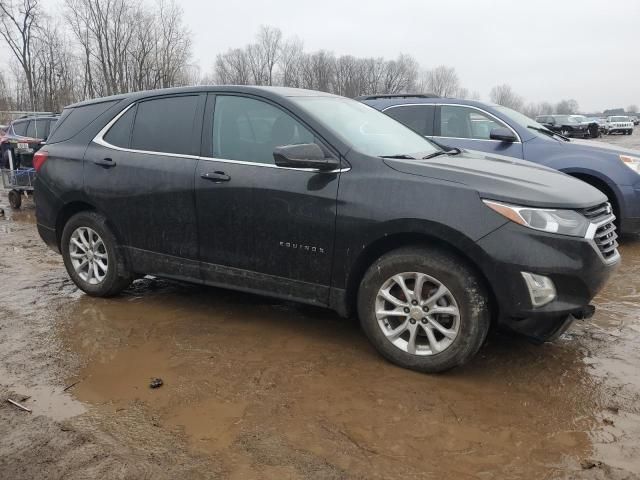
2,191,640,479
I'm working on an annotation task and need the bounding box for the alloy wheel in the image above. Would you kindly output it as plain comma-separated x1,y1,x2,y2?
69,227,109,285
375,272,460,355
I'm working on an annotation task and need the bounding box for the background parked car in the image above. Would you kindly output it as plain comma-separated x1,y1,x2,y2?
603,115,634,135
570,115,601,138
0,115,58,169
358,94,640,235
630,115,639,126
535,114,590,138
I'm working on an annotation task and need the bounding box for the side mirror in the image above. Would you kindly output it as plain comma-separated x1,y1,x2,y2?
273,143,339,170
489,127,517,143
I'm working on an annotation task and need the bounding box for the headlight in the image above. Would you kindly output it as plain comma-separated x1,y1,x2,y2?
620,155,640,173
483,200,590,236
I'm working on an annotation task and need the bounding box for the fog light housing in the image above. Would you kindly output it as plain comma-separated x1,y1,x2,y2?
521,272,556,307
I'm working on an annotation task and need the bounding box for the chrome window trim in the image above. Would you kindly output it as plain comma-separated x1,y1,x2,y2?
383,103,522,143
197,155,350,173
93,103,349,174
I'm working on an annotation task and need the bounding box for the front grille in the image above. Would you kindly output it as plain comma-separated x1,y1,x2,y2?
581,202,611,221
580,202,618,260
594,221,618,260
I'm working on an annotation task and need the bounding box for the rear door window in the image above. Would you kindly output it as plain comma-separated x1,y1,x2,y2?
130,95,199,155
384,105,435,136
12,121,28,136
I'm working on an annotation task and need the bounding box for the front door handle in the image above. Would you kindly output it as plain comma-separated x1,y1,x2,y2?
201,171,230,183
94,157,116,168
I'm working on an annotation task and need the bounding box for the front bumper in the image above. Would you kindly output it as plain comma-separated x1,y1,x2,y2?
475,222,619,341
565,128,589,137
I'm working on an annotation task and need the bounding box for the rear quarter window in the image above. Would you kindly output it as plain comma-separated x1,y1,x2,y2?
47,100,119,144
385,105,435,136
103,105,136,148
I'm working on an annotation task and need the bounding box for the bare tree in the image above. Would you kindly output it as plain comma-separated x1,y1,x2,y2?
34,19,80,111
256,25,282,86
522,102,544,120
0,0,41,108
555,99,579,115
467,90,481,101
215,48,251,85
278,37,303,87
154,0,191,88
380,54,419,94
489,84,523,111
456,87,469,99
627,104,638,114
424,65,459,97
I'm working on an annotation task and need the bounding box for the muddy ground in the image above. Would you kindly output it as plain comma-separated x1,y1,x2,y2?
1,131,640,480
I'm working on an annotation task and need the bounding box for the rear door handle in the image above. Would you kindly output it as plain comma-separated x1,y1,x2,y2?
94,157,116,168
201,171,230,183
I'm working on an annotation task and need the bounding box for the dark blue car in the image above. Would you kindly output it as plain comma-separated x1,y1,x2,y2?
358,94,640,236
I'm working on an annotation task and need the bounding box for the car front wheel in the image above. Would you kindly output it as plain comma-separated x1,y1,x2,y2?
358,247,490,373
61,211,132,297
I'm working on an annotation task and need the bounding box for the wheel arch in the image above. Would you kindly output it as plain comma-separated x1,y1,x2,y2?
342,230,499,325
55,200,126,251
560,169,621,216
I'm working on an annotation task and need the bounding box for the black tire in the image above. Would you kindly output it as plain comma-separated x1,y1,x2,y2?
61,211,132,297
357,246,490,373
561,128,570,137
8,189,21,209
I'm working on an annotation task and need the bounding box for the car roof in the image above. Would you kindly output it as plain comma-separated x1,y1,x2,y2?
11,115,59,123
357,94,501,110
68,85,339,108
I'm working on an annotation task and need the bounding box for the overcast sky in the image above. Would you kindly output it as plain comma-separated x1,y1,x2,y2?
179,0,639,112
7,0,639,112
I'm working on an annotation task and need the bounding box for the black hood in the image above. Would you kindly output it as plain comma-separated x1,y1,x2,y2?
384,150,606,209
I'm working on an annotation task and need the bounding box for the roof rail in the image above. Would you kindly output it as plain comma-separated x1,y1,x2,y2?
355,93,439,101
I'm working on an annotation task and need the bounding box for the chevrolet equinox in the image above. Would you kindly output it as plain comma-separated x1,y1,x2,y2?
35,86,620,372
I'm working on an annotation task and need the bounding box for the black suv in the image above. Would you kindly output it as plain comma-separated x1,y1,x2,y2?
535,115,591,138
35,87,619,373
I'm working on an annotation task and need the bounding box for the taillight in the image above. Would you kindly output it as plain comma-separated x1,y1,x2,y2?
33,150,48,172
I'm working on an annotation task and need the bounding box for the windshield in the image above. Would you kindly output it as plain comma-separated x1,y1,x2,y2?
494,105,543,129
610,116,628,122
291,96,439,157
572,116,587,122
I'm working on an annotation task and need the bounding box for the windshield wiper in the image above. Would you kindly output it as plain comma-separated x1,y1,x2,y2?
422,147,462,159
528,125,570,141
380,154,417,159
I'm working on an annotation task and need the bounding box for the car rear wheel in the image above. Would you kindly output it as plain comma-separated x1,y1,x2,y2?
61,211,132,297
358,247,490,373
